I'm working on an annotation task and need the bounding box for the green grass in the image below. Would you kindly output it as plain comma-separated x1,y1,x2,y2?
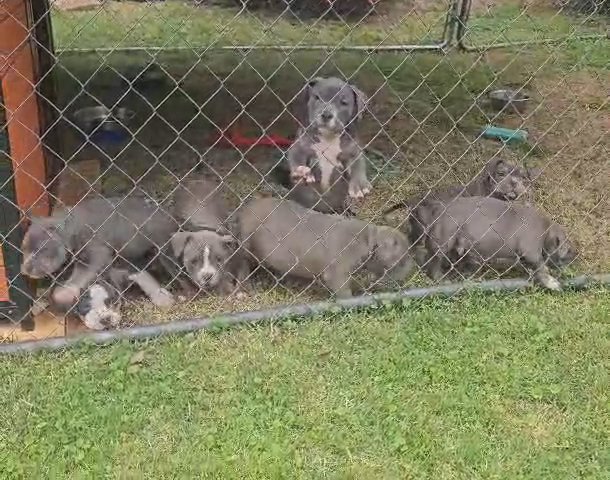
51,2,445,49
50,1,607,50
465,4,606,45
1,289,609,478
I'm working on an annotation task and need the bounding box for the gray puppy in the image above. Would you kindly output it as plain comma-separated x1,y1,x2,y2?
76,265,175,330
165,178,241,294
284,77,371,208
415,196,576,290
237,197,414,297
385,158,539,248
21,195,178,307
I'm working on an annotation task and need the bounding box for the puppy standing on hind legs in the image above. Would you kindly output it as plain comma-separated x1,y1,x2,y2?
276,77,371,214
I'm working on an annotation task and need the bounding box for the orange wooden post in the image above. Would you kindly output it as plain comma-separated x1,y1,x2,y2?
0,0,50,217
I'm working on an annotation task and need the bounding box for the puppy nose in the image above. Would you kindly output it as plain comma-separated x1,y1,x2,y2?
199,272,214,282
321,111,333,121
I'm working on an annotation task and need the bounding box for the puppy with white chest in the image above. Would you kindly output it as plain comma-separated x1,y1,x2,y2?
278,76,371,214
163,178,242,296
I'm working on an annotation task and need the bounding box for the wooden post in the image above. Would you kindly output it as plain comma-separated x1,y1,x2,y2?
0,0,53,330
0,0,50,217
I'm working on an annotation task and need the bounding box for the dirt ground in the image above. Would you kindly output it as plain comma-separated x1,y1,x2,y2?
45,42,609,325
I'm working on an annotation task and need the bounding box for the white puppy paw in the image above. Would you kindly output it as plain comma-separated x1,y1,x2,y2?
151,288,175,308
540,275,562,291
53,285,81,306
348,179,372,199
291,165,316,184
82,307,121,330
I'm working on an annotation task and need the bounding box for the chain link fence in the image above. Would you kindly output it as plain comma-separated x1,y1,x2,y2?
0,0,608,351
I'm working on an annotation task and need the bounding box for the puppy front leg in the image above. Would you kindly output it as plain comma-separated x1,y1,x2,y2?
287,143,315,184
53,248,113,306
128,271,175,308
346,153,371,199
322,267,353,298
519,249,562,291
533,265,562,291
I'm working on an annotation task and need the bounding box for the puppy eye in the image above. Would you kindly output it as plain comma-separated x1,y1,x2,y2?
340,98,349,106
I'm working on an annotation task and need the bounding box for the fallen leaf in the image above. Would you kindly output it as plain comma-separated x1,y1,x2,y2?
130,350,146,365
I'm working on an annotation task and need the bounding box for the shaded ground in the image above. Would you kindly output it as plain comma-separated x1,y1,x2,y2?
41,0,609,324
1,290,609,477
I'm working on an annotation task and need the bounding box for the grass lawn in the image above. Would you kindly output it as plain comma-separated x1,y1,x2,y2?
1,288,609,478
51,1,605,49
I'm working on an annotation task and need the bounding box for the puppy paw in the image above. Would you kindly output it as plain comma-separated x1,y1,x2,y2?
348,179,372,199
151,288,175,308
232,290,247,300
52,285,81,306
81,307,122,331
30,298,49,316
539,275,562,291
291,165,316,184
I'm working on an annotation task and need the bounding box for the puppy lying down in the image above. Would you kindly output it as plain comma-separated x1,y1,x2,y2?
237,197,415,297
164,178,242,296
76,265,174,330
414,196,577,290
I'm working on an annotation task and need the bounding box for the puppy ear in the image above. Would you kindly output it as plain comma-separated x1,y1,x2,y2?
220,234,238,247
308,77,322,88
487,158,508,176
293,77,322,129
170,232,192,257
30,216,65,234
526,167,541,181
351,85,367,121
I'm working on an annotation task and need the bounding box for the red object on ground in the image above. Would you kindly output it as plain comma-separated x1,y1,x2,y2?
209,127,293,149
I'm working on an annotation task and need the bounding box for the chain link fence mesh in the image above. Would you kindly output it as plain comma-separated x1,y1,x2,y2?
0,0,608,349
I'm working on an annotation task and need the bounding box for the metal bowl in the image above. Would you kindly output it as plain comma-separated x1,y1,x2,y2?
488,89,530,114
72,106,134,134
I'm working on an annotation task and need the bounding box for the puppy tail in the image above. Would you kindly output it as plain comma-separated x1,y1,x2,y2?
381,201,408,216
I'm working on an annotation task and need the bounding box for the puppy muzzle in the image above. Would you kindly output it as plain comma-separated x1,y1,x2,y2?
315,110,341,132
21,261,49,279
196,270,221,289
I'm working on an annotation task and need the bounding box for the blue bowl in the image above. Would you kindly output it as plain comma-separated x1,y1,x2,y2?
90,128,129,146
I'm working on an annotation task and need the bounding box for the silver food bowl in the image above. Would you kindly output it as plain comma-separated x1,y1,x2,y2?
73,106,135,134
488,89,530,114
